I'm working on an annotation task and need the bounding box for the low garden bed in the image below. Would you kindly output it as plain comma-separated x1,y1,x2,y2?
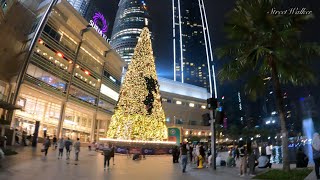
253,168,313,180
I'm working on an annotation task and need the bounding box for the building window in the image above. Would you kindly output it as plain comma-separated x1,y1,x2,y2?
26,64,67,91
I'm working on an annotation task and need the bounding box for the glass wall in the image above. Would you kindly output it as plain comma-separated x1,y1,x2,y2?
62,107,93,142
14,94,61,137
27,64,67,91
69,85,96,104
77,49,102,74
15,91,94,142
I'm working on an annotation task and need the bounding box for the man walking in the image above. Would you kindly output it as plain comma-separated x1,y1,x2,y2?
52,135,57,150
57,137,65,159
180,143,188,173
74,138,81,161
43,136,51,157
65,138,72,160
102,144,111,170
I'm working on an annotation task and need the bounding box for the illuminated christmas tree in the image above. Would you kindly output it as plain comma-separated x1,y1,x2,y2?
107,27,168,141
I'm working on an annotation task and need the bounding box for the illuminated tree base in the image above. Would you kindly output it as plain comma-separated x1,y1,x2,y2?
107,113,168,141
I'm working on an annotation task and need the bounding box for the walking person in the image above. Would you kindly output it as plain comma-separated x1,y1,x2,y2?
65,138,73,160
238,141,247,177
57,137,65,159
189,144,193,163
180,143,188,173
102,145,111,170
110,144,115,165
74,138,81,161
312,133,320,179
52,135,57,150
43,136,51,157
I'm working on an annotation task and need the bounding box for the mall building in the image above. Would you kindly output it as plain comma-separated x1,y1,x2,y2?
158,77,212,142
9,0,124,142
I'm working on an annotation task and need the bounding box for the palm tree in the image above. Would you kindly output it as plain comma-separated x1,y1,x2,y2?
216,0,320,171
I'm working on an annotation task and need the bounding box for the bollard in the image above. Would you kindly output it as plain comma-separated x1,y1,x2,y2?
198,155,204,168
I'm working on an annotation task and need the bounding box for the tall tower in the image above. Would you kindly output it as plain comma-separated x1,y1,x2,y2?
172,0,217,97
110,0,152,64
66,0,90,16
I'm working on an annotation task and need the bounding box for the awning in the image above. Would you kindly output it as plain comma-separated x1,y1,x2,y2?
0,100,22,110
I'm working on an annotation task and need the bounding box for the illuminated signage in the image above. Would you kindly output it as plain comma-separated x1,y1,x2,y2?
89,12,110,42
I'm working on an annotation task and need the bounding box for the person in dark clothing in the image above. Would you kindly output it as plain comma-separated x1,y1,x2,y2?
296,147,308,168
43,137,51,156
199,144,206,163
189,145,194,163
172,146,179,163
64,138,73,160
52,135,57,150
180,143,188,173
110,144,115,165
102,145,111,170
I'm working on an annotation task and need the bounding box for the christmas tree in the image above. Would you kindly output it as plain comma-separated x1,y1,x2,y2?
107,27,168,141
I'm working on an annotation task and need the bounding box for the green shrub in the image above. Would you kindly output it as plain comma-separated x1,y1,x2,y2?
253,169,313,180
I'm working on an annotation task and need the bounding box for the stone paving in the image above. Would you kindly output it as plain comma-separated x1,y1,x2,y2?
0,146,315,180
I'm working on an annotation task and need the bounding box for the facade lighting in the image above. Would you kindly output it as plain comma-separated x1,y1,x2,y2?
57,52,63,58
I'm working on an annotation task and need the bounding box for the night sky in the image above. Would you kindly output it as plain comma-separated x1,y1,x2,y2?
96,0,320,99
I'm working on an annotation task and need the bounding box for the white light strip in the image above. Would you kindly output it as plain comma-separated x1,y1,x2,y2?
172,0,176,81
177,0,184,83
212,64,218,98
201,0,217,98
198,0,212,96
99,138,176,145
100,84,119,101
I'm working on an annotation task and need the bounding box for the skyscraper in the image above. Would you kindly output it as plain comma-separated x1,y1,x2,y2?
110,0,152,64
172,0,217,97
67,0,90,16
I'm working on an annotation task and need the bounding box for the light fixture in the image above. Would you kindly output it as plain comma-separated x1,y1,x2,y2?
57,52,63,58
85,70,90,75
189,103,195,107
39,39,44,44
176,101,182,105
201,105,206,109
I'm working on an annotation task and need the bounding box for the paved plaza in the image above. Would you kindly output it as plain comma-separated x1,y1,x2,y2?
0,146,316,180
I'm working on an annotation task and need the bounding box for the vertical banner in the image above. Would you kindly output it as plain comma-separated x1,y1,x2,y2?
168,127,181,146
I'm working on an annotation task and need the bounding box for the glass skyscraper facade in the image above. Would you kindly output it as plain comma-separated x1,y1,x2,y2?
110,0,152,64
172,0,216,97
67,0,90,16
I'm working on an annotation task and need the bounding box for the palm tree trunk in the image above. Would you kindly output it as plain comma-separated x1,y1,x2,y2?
270,58,290,172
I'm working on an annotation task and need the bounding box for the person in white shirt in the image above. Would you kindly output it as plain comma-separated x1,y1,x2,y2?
265,143,272,163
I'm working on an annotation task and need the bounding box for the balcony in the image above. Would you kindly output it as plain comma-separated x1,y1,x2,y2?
31,53,70,82
41,32,76,61
24,75,66,98
71,76,99,97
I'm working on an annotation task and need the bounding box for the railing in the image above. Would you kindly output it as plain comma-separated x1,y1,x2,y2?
68,95,96,110
41,32,76,61
24,75,66,98
71,77,99,97
101,77,120,93
76,60,101,78
31,53,70,81
99,93,117,106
